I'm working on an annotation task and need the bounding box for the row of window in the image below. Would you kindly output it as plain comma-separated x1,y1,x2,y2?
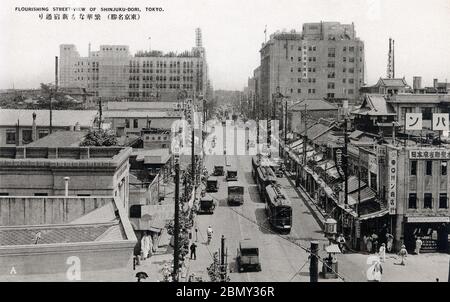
408,193,448,209
290,88,354,95
129,83,192,89
0,193,92,197
289,46,362,52
410,160,447,176
129,76,194,82
130,61,201,68
291,67,358,74
129,69,197,74
6,129,48,144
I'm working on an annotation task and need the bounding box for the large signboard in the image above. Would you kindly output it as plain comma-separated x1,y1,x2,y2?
388,150,398,215
334,147,345,179
409,149,450,160
368,154,378,174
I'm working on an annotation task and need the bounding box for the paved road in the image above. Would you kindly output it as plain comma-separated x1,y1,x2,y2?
192,154,330,282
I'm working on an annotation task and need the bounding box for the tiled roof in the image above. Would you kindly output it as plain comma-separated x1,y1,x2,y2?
353,95,396,116
0,109,97,127
290,99,338,111
0,222,119,246
379,78,409,87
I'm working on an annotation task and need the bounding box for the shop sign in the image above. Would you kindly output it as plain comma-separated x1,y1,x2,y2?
355,220,361,239
334,147,345,179
409,149,450,160
388,150,398,215
368,154,378,174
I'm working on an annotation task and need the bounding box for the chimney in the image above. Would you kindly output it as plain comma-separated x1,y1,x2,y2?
433,78,438,88
413,76,422,90
32,112,37,142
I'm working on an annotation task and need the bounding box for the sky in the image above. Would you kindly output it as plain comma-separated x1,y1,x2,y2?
0,0,449,91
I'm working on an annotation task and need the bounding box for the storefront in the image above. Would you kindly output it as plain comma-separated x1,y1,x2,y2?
404,216,450,253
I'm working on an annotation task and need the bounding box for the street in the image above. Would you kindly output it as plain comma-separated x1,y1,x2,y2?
190,152,329,282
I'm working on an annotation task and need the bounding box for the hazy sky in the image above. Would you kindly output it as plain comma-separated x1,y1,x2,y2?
1,0,449,90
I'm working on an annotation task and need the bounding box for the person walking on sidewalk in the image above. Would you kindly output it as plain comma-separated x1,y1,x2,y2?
386,233,394,252
190,242,197,260
415,237,423,255
398,245,408,265
207,226,213,245
379,243,386,262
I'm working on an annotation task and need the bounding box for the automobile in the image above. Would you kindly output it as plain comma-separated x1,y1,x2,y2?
213,165,224,176
206,176,219,192
227,182,244,206
197,197,216,214
226,169,238,181
236,239,261,272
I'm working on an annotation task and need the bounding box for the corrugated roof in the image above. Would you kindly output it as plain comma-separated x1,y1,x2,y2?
0,109,97,127
104,111,180,118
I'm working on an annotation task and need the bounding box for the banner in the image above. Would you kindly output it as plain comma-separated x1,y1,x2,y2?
388,150,398,215
334,147,345,179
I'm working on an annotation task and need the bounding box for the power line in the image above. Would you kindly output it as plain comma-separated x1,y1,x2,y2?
203,190,350,282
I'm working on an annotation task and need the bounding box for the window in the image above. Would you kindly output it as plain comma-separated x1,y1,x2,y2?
38,130,49,139
441,161,447,175
349,79,354,84
133,119,138,128
408,193,417,209
422,107,432,120
348,89,354,94
125,119,130,128
34,193,48,196
327,82,335,89
426,160,432,175
439,193,448,208
424,193,433,209
370,172,377,191
0,193,9,196
349,46,355,52
349,57,355,63
410,160,417,175
297,88,301,93
22,130,32,144
6,130,15,144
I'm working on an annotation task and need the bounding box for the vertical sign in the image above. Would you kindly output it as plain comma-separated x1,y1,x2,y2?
388,150,398,215
334,147,345,179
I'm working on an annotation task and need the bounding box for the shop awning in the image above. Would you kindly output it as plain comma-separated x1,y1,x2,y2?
358,209,389,221
318,160,335,170
326,167,340,179
349,186,376,203
325,244,342,254
347,176,367,194
407,216,450,223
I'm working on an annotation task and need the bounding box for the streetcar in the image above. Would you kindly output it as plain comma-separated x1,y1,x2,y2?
264,183,292,233
227,181,245,206
256,166,277,202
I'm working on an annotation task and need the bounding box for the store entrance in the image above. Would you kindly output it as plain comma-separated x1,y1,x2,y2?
404,223,449,253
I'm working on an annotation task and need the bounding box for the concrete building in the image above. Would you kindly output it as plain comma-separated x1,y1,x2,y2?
59,29,209,102
258,22,365,119
0,146,131,211
0,195,136,278
0,109,97,146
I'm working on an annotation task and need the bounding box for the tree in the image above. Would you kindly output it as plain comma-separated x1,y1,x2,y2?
80,128,118,146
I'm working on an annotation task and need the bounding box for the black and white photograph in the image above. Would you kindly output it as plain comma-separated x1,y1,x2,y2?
0,0,450,287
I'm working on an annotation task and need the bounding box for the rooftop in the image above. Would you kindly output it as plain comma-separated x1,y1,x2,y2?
290,99,338,111
26,131,87,147
0,109,97,127
352,94,396,116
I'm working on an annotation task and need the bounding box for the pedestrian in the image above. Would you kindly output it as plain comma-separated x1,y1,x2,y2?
190,242,197,260
366,234,373,253
379,243,386,262
337,233,346,253
415,237,423,255
386,233,394,252
362,235,368,253
141,233,151,260
371,232,379,253
398,245,408,265
206,226,213,244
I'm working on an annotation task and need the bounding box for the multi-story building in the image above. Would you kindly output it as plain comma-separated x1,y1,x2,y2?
258,22,365,119
0,109,97,146
59,29,209,103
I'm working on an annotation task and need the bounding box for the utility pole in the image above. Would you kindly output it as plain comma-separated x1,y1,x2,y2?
51,56,58,134
343,118,349,206
172,156,180,282
309,241,319,282
220,235,226,281
98,99,102,129
302,104,308,187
